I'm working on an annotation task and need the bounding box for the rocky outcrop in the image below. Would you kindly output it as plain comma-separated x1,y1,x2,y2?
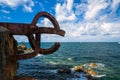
17,42,33,54
0,26,18,80
17,42,27,50
57,68,71,74
56,63,104,80
73,65,84,72
85,67,97,76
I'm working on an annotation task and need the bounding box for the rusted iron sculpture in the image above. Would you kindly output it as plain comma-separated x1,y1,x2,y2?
0,12,65,60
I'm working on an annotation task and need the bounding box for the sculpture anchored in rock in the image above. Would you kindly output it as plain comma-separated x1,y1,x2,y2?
0,12,65,60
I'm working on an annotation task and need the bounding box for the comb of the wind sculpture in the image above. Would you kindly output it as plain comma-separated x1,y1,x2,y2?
0,12,65,60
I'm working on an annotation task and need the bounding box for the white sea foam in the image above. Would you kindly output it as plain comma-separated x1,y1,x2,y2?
46,69,58,74
49,61,57,64
35,54,43,57
83,63,105,68
92,74,106,78
67,57,73,61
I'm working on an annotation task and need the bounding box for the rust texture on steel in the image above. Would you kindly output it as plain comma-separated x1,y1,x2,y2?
0,12,65,60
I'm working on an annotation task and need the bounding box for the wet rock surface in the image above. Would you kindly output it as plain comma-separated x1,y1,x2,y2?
57,68,71,74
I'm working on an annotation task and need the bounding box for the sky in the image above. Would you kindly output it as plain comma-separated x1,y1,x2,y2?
0,0,120,42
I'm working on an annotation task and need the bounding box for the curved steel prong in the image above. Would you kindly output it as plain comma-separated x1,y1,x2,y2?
30,27,65,36
39,42,60,55
27,34,35,49
16,46,39,60
31,12,60,30
0,11,65,60
28,12,65,55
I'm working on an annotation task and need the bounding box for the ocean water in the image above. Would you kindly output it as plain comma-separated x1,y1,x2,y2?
17,42,120,80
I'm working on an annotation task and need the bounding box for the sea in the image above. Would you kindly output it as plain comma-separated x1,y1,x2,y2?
17,42,120,80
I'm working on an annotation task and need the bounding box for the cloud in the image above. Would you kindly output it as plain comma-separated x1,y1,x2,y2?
23,1,34,12
74,3,87,16
2,16,11,19
84,0,109,20
2,0,120,42
14,35,29,42
21,0,119,42
53,0,120,42
23,0,34,12
111,0,120,10
55,0,76,22
101,22,120,35
0,0,19,7
0,9,10,13
0,0,34,12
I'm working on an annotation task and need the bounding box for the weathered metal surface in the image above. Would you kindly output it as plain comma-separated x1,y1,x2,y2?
0,12,65,60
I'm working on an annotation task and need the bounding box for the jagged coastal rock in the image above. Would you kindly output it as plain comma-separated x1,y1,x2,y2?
56,63,105,80
17,42,33,54
73,65,84,72
57,68,71,74
17,42,27,50
85,67,97,76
